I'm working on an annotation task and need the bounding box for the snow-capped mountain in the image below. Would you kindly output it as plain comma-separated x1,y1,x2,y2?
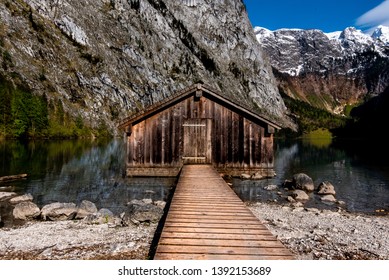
255,26,389,114
372,25,389,44
255,26,388,76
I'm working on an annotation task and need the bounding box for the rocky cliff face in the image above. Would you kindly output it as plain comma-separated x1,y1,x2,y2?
0,0,291,135
256,26,389,114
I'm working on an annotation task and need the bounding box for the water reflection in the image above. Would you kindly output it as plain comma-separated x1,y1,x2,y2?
232,138,389,214
1,137,389,219
0,139,175,216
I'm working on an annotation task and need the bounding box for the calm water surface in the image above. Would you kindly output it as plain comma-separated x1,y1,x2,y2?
233,138,389,213
1,137,388,226
0,139,176,224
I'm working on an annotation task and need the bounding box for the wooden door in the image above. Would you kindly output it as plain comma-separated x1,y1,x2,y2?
182,119,212,164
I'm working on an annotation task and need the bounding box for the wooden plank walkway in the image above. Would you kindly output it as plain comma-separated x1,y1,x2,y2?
154,165,295,260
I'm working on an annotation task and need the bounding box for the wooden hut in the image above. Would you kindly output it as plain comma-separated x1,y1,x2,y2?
118,83,282,177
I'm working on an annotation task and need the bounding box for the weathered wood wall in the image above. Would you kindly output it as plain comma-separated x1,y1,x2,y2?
126,92,274,176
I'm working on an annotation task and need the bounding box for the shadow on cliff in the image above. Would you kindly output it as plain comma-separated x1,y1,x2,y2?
331,86,389,163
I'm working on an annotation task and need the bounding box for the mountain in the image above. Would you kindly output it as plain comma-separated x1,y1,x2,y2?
255,26,389,115
0,0,293,138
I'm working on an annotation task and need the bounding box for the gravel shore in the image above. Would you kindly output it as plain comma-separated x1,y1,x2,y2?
1,201,388,260
248,202,389,260
0,220,157,260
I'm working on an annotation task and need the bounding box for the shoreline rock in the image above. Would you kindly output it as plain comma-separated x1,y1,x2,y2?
1,187,387,260
12,202,40,220
0,197,165,260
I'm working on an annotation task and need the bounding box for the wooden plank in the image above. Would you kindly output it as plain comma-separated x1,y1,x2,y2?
232,112,239,166
166,209,255,214
227,109,233,163
168,206,249,212
145,119,151,166
162,222,267,229
206,119,212,163
160,232,278,240
127,132,133,166
156,245,293,256
154,253,293,260
163,216,268,224
158,238,286,248
160,227,274,235
154,165,294,260
238,115,244,165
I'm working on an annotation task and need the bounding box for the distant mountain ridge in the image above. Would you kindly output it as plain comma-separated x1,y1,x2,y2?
255,25,389,114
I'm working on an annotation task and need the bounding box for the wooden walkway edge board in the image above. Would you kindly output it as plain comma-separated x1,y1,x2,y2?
153,165,295,260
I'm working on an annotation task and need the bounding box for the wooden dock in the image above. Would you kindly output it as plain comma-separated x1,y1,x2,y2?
153,165,294,260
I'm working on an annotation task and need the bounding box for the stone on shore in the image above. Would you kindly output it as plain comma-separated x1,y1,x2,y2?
292,173,315,192
9,193,33,204
13,201,40,220
320,194,337,202
83,208,118,225
240,174,251,180
252,172,263,180
127,199,164,224
291,190,309,201
76,200,98,219
0,192,17,201
264,185,278,191
317,181,336,195
41,202,78,221
153,200,167,209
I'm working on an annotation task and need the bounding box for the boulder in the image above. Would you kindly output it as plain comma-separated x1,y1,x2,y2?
0,186,16,192
320,194,337,202
41,202,78,221
292,173,315,192
127,199,163,223
286,196,296,203
317,181,336,195
264,185,278,191
240,174,251,180
283,179,293,189
76,200,98,219
291,190,309,201
252,172,263,180
142,198,153,205
98,208,114,218
153,200,167,209
9,193,34,204
0,192,17,201
83,208,118,225
13,201,40,220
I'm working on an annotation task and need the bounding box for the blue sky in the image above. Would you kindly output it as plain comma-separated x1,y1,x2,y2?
243,0,389,33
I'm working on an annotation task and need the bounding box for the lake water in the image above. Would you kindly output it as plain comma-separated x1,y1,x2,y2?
0,139,176,227
1,137,388,227
232,138,389,214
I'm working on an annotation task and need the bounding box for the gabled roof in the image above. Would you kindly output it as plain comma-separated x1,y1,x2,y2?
118,83,282,130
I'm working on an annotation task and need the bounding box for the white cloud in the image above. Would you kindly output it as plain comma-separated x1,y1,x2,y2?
356,0,389,32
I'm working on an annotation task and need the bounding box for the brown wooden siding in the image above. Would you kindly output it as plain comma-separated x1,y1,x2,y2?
126,93,274,175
